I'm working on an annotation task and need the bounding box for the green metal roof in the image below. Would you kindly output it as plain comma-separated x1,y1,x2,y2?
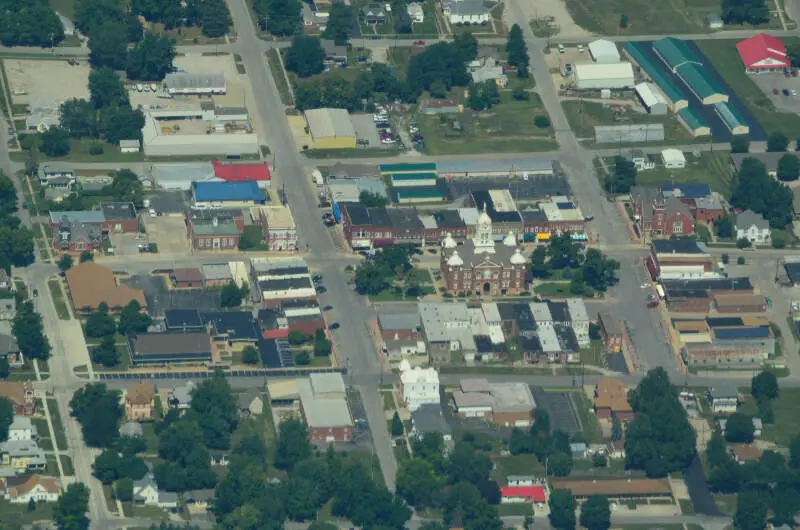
623,42,688,105
653,38,703,71
396,188,443,199
677,63,727,100
677,107,708,130
713,101,748,130
379,163,437,173
390,172,438,180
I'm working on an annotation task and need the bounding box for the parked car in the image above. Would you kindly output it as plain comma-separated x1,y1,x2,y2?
783,88,791,96
647,299,659,308
414,40,425,45
577,43,584,53
774,88,780,94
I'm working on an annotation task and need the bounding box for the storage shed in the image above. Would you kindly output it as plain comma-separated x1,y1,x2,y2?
676,63,729,104
713,101,749,135
623,42,689,110
635,82,669,115
588,39,621,64
677,108,711,137
574,62,635,90
662,149,686,169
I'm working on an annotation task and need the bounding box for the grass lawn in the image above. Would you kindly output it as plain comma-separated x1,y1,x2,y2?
239,225,268,251
492,454,546,482
150,23,227,45
13,139,145,163
141,422,159,454
533,282,573,297
713,493,737,516
562,100,694,142
739,388,800,445
0,498,55,527
382,391,395,411
60,454,74,475
417,91,557,155
696,39,800,137
562,0,776,35
311,355,332,367
626,151,735,198
47,398,68,450
32,418,53,450
579,340,606,368
266,49,293,106
48,279,70,320
497,503,534,516
571,390,604,444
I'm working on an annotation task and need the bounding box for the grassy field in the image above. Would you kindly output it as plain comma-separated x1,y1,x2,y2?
266,49,293,105
47,398,68,450
417,91,557,155
624,151,735,198
696,39,800,137
14,139,145,163
562,100,694,142
0,498,56,527
48,279,70,320
563,0,773,35
739,388,800,446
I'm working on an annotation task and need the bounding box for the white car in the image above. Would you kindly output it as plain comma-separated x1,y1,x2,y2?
793,89,798,96
640,282,650,288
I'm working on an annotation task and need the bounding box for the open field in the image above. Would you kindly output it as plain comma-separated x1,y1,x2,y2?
563,0,778,35
739,388,800,446
696,39,800,137
417,91,557,155
616,151,735,198
0,498,56,528
562,100,694,142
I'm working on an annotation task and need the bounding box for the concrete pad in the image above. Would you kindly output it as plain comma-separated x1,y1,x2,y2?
4,58,90,108
142,216,190,255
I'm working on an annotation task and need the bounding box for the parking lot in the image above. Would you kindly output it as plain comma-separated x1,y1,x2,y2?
531,387,583,434
121,274,221,316
141,215,189,255
749,72,800,114
4,58,90,108
109,232,151,257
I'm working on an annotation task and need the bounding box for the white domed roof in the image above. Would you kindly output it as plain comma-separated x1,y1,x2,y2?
510,248,526,265
442,232,457,249
478,208,491,225
503,230,516,247
447,250,464,267
399,359,411,373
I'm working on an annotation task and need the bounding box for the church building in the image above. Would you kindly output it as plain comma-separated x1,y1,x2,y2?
440,207,528,297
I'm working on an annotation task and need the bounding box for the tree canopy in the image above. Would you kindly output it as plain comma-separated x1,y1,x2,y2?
731,157,793,229
506,24,529,76
722,0,769,24
117,299,152,335
12,299,51,360
323,4,354,45
275,418,311,470
0,0,64,47
253,0,302,36
0,397,12,443
407,42,470,95
187,370,238,449
285,36,325,78
777,153,800,182
579,494,610,530
55,483,90,530
126,32,176,81
767,131,789,152
548,489,576,530
724,412,755,444
69,383,123,448
605,155,637,194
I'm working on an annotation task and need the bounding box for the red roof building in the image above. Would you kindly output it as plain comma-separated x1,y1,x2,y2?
500,486,547,504
212,161,271,185
736,33,789,73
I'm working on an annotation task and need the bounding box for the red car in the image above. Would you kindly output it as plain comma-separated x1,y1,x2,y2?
414,40,426,46
647,299,659,308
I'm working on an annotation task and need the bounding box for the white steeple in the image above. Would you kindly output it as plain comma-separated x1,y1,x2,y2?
442,232,457,249
503,230,516,247
473,204,495,254
447,250,464,267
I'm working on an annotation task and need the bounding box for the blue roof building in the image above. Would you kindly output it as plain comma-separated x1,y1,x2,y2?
192,181,265,205
660,183,711,199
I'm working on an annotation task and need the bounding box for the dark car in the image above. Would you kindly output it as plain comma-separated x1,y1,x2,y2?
313,274,323,283
316,285,328,294
329,322,340,330
783,88,791,96
323,305,333,311
774,88,780,94
32,289,38,297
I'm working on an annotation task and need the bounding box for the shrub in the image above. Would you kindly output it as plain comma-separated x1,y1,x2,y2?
534,114,550,128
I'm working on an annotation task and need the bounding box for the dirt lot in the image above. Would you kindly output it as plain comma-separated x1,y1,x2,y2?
4,58,90,108
513,0,590,38
141,215,189,255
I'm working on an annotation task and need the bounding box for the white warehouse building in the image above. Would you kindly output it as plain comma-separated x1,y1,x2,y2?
574,62,635,90
164,73,226,96
588,39,621,64
635,82,669,115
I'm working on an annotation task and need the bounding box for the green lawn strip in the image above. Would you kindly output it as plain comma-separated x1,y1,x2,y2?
696,38,800,137
46,398,68,450
60,454,74,475
738,388,800,445
47,279,70,320
32,418,53,450
266,49,293,106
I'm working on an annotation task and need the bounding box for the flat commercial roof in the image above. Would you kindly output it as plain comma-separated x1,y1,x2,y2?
298,378,352,428
491,382,535,413
438,158,553,175
164,72,226,90
551,478,672,497
129,332,211,355
595,378,632,413
305,108,356,139
380,163,437,173
574,62,635,81
193,181,265,202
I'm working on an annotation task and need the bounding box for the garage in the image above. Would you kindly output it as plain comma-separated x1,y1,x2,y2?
574,62,635,90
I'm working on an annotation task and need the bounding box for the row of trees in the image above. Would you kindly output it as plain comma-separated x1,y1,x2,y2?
354,245,426,297
508,409,580,477
131,0,232,37
549,489,611,530
253,0,303,37
730,157,793,230
93,435,149,502
0,172,35,274
0,0,64,47
70,383,124,448
529,233,621,294
12,296,52,361
85,299,151,367
0,397,12,442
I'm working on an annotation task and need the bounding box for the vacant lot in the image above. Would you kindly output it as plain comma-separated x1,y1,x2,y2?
563,0,776,35
696,39,800,137
562,100,694,142
621,151,735,198
739,388,800,446
5,58,89,108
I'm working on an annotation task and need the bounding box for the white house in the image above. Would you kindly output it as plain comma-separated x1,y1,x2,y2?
3,475,59,503
133,474,179,509
7,416,36,442
735,209,771,245
627,149,655,171
566,298,590,347
407,3,424,23
662,148,687,169
441,0,490,24
120,139,141,153
398,360,440,412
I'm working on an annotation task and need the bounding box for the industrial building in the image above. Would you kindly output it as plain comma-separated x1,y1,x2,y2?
677,107,711,137
713,101,749,135
573,62,635,90
127,332,214,367
635,82,669,115
163,73,226,95
304,108,357,149
437,158,554,177
588,39,621,64
652,37,728,104
192,181,266,209
141,110,258,157
379,162,437,175
623,42,689,111
297,375,353,442
594,124,664,144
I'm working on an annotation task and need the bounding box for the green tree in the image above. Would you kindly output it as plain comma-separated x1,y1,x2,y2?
730,157,793,229
308,522,339,530
535,114,551,128
12,299,51,360
117,299,152,336
285,476,321,521
731,136,750,153
548,488,576,530
275,418,311,470
393,0,413,33
287,330,310,345
98,105,145,145
768,131,790,152
126,32,176,81
79,251,94,263
529,245,550,278
752,371,779,401
189,370,238,450
285,36,325,78
592,453,607,467
60,99,99,139
714,215,734,238
391,411,404,436
580,248,619,292
506,24,529,76
777,153,800,181
0,0,64,47
39,126,70,157
314,336,332,357
724,412,755,444
241,345,259,365
722,0,768,25
58,253,74,272
736,237,752,249
89,67,130,110
55,483,90,530
85,302,116,338
0,357,8,380
69,383,123,448
253,0,302,36
790,435,800,469
354,261,390,295
88,21,129,70
93,449,121,484
733,490,767,530
359,190,389,207
549,451,573,477
75,0,126,35
91,335,119,367
611,412,623,442
619,13,628,27
396,458,442,508
0,397,12,442
114,477,134,502
220,280,245,308
406,42,470,95
453,32,479,62
27,497,36,512
187,0,233,38
579,494,610,530
606,155,637,194
443,482,502,530
323,3,354,45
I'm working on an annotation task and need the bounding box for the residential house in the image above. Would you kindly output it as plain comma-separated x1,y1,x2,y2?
0,440,46,472
124,380,155,422
37,163,75,187
407,2,424,22
321,40,348,65
170,268,203,289
419,302,476,364
442,0,490,24
3,475,59,503
410,403,453,442
7,417,37,441
133,473,179,509
0,333,22,368
398,360,440,412
630,187,695,237
735,210,771,246
507,476,539,487
500,485,547,505
210,454,230,467
52,217,102,253
598,312,624,353
468,57,508,87
361,3,387,24
120,139,141,153
731,444,763,463
0,298,16,320
709,385,739,414
186,489,215,512
0,270,12,292
238,391,264,417
0,382,36,416
594,378,635,422
719,417,763,438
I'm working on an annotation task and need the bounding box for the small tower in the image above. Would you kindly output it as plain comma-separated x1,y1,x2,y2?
473,205,495,254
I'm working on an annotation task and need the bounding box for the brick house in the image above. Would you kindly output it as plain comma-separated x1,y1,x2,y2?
52,218,102,253
125,380,155,421
187,208,244,251
594,378,635,422
101,203,139,233
630,187,695,237
598,312,624,353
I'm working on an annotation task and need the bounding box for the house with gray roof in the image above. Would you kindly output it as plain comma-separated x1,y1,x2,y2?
441,0,490,23
0,333,22,367
410,403,452,442
735,210,771,246
361,3,387,23
132,473,179,508
419,302,476,364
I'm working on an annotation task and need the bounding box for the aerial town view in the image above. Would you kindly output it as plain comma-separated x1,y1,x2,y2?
5,0,800,529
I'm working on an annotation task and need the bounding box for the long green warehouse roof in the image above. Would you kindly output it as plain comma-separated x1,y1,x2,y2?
653,37,703,71
677,107,708,130
623,42,688,105
677,63,727,101
380,163,437,174
713,101,748,130
390,172,438,180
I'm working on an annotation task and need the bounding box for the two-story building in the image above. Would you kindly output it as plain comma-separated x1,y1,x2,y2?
398,360,440,412
254,206,297,251
735,210,771,246
630,187,694,238
124,380,155,421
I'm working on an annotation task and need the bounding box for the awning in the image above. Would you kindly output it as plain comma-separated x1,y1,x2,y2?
537,233,551,241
